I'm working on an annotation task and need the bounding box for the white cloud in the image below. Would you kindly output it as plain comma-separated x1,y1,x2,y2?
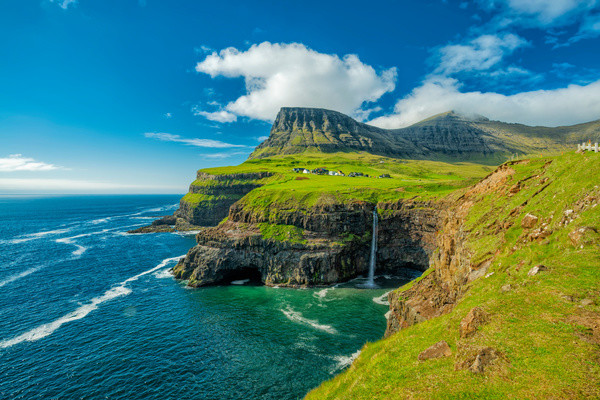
193,110,237,123
257,136,269,141
50,0,78,9
195,42,397,121
0,178,182,193
144,132,247,148
369,77,600,128
569,13,600,43
0,154,62,172
434,33,528,75
478,0,598,26
200,151,251,159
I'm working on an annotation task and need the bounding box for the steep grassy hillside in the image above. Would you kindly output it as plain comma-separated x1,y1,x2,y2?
307,152,600,399
251,107,599,163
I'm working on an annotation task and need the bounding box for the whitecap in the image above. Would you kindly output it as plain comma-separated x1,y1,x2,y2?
9,228,72,244
331,350,361,373
372,291,391,306
281,307,337,334
153,269,174,279
231,279,250,285
55,238,88,257
0,267,42,288
0,254,185,349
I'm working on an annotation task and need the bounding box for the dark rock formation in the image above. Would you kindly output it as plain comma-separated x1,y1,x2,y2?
175,171,272,226
172,199,440,287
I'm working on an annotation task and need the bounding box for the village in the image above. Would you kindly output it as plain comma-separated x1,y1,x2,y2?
291,167,391,179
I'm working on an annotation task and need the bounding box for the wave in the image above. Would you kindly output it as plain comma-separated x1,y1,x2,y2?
8,228,72,244
372,291,391,306
55,238,88,257
331,350,361,373
0,255,185,349
0,267,42,289
281,307,337,334
231,279,250,285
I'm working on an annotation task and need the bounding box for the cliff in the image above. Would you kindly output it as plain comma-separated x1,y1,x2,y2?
172,199,440,287
307,152,600,399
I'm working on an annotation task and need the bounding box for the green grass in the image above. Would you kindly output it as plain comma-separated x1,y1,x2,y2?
306,152,600,399
195,152,492,214
258,222,306,244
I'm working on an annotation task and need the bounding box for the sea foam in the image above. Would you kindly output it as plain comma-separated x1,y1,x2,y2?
372,291,391,306
0,255,184,349
331,350,361,373
281,307,338,334
9,228,72,244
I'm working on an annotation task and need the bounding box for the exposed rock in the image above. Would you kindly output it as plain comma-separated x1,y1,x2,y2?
418,340,452,361
568,227,599,247
151,215,177,226
581,298,595,306
459,307,490,338
176,171,273,226
521,213,539,228
456,347,504,374
527,264,548,276
173,198,440,287
501,284,512,293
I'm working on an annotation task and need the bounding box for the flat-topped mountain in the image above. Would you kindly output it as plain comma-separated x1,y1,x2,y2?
250,107,600,162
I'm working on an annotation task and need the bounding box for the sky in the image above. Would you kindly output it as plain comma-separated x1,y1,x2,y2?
1,0,599,194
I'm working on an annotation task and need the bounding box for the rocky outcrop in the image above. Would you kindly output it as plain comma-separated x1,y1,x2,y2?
172,220,370,287
131,171,273,233
172,199,441,287
175,171,272,226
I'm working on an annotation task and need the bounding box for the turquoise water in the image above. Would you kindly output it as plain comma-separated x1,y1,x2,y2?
0,196,420,399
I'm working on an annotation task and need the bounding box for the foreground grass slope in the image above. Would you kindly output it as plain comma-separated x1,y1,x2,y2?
307,152,600,399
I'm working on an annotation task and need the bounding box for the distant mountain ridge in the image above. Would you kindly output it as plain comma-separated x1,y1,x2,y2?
249,107,600,162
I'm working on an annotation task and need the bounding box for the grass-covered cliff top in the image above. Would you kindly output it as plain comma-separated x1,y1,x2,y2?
307,151,600,399
193,151,493,211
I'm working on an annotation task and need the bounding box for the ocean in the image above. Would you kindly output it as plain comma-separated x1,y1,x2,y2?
0,195,420,399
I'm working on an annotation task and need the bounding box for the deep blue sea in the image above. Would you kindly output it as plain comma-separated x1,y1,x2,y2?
0,195,420,399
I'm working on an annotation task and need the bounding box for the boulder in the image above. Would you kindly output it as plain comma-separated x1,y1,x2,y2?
468,347,502,374
527,264,548,276
521,213,539,229
459,307,490,338
418,340,452,361
568,227,599,248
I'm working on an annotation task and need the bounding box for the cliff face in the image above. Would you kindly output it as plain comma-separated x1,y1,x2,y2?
176,171,272,226
251,108,598,162
385,163,518,336
172,199,441,287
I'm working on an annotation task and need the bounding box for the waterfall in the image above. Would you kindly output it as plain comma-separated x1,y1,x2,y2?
358,207,379,289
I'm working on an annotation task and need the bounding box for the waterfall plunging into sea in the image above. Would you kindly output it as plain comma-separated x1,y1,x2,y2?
357,207,379,289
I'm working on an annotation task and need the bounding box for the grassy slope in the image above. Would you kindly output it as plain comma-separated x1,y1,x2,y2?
307,152,600,399
198,151,492,212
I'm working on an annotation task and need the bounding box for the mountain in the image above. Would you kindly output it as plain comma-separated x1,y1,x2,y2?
250,107,600,162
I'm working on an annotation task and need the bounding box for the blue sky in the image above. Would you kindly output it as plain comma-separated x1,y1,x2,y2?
1,0,599,193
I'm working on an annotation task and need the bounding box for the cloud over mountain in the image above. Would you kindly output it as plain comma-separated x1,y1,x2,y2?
194,42,397,122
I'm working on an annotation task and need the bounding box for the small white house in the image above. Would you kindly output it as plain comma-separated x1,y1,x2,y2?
328,170,335,176
302,169,310,174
